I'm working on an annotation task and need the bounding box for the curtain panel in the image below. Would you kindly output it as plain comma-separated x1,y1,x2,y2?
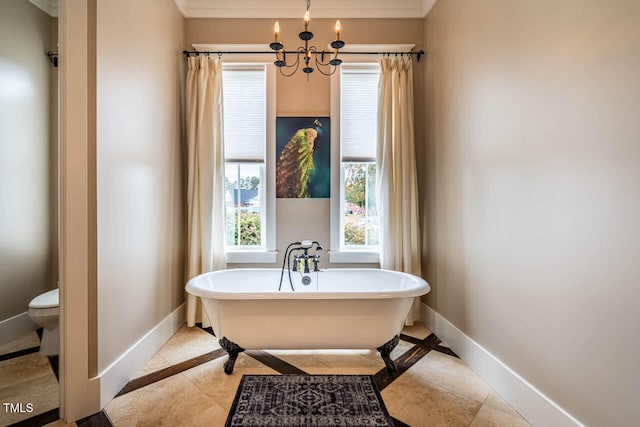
377,57,422,324
185,56,227,327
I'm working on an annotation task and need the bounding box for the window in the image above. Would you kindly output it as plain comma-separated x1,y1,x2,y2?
224,163,263,246
330,64,381,262
222,64,276,262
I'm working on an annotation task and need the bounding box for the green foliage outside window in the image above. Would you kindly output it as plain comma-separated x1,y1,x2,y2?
344,222,365,245
343,162,378,246
234,212,261,246
226,176,260,191
344,163,376,208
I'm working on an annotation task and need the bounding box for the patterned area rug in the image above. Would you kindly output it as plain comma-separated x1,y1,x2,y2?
225,374,395,427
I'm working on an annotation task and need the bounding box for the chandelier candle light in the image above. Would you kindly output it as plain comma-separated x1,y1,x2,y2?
269,0,345,78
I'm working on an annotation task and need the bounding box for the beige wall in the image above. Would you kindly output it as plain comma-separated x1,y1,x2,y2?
0,0,57,326
424,0,640,425
95,0,185,372
186,18,426,269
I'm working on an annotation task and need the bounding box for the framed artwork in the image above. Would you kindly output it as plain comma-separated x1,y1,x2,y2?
276,117,330,198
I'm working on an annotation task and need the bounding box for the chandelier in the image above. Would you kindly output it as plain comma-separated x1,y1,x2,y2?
269,0,345,77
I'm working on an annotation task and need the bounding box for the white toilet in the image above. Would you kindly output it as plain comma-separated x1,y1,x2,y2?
28,288,59,356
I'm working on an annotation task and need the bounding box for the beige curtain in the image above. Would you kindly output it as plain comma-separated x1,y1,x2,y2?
185,56,227,327
377,57,422,324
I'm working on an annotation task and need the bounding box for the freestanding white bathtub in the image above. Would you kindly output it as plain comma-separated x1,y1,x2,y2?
186,268,430,374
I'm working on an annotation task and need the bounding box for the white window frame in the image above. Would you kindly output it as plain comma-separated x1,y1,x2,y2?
224,161,266,246
221,61,277,264
330,63,382,264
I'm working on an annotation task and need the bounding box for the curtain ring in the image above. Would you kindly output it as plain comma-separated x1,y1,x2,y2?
217,51,222,59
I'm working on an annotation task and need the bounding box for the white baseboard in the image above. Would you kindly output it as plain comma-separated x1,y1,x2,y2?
98,303,185,407
0,312,37,346
421,303,584,427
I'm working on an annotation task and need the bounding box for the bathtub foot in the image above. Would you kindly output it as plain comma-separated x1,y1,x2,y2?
219,337,244,374
377,335,399,372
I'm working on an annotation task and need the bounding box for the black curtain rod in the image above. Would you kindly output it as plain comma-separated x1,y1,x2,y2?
182,50,425,62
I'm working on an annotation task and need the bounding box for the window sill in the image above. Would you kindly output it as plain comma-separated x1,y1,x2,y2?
329,250,380,264
226,250,278,264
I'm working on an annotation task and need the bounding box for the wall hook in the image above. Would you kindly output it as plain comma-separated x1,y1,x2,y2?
46,50,58,67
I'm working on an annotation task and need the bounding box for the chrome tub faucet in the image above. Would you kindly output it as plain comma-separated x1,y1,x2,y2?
279,240,323,291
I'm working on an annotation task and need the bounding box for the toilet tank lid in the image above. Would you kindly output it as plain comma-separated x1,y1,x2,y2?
29,288,59,309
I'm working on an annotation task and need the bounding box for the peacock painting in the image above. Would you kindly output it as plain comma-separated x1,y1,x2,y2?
276,117,330,198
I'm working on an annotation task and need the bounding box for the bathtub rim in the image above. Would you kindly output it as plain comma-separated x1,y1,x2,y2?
186,268,430,300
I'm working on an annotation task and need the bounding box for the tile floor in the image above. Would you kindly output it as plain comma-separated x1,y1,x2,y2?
0,331,59,427
100,323,531,427
5,323,531,426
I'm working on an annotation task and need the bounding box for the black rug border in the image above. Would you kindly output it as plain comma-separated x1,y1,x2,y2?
224,374,395,427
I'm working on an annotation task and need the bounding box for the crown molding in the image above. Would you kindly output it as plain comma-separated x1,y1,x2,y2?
423,0,438,16
173,0,188,16
29,0,58,17
31,0,435,20
177,0,436,19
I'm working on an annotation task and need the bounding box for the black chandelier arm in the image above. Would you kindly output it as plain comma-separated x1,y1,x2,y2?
276,53,302,77
314,63,339,76
278,49,303,69
279,66,301,77
278,62,301,77
314,50,341,67
313,50,340,76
